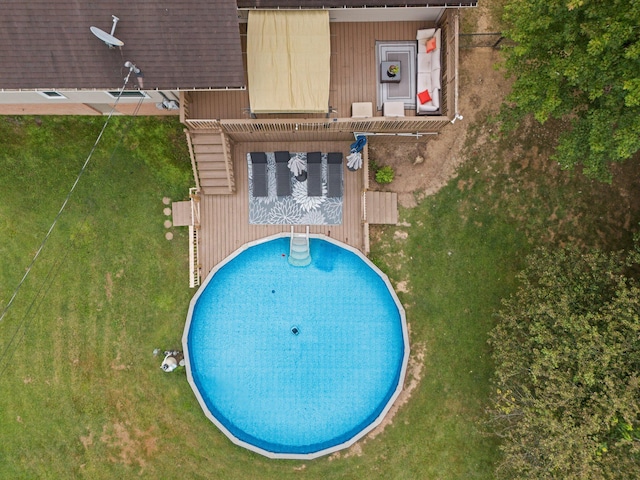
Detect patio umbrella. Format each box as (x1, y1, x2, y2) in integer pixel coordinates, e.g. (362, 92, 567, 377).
(347, 152, 362, 171)
(287, 153, 307, 182)
(288, 153, 306, 177)
(350, 135, 367, 154)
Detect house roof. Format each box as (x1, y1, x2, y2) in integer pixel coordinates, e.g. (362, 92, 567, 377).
(0, 0, 245, 91)
(237, 0, 477, 7)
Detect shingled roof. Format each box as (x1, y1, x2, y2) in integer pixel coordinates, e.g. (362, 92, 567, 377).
(237, 0, 477, 7)
(0, 0, 245, 91)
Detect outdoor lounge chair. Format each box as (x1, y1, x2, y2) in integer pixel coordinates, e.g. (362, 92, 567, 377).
(326, 152, 343, 197)
(250, 152, 268, 197)
(275, 151, 292, 196)
(306, 152, 323, 197)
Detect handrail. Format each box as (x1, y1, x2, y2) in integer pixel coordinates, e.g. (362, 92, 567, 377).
(189, 187, 200, 227)
(184, 129, 201, 192)
(220, 132, 235, 193)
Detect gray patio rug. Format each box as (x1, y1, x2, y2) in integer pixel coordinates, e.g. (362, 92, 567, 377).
(247, 152, 343, 225)
(376, 41, 417, 110)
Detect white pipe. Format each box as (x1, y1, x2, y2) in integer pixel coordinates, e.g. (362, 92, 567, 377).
(110, 15, 120, 36)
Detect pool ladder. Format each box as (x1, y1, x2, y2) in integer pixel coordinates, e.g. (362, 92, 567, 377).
(289, 226, 311, 267)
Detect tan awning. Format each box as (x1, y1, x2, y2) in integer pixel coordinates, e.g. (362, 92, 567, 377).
(247, 10, 330, 114)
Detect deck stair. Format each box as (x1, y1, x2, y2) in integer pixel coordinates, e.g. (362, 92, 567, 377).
(289, 226, 311, 267)
(185, 129, 235, 195)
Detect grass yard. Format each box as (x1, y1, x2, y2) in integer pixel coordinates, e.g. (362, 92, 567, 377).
(1, 111, 638, 479)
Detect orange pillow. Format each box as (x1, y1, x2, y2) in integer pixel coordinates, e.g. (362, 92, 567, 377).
(418, 89, 432, 104)
(426, 37, 437, 53)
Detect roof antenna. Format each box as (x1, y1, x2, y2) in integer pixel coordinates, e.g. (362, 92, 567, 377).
(90, 15, 124, 48)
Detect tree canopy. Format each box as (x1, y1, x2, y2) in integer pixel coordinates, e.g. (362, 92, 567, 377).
(488, 247, 640, 479)
(500, 0, 640, 181)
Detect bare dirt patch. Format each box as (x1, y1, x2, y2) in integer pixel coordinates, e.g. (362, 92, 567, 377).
(110, 351, 129, 371)
(80, 430, 94, 449)
(395, 280, 410, 294)
(100, 422, 158, 469)
(393, 230, 409, 241)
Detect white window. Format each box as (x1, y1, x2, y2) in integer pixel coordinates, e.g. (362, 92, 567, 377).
(38, 91, 66, 99)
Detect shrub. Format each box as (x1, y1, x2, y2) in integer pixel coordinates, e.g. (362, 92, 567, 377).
(375, 165, 395, 184)
(488, 246, 640, 479)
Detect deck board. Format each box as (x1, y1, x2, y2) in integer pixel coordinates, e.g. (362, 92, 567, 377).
(198, 141, 364, 277)
(365, 191, 398, 224)
(172, 201, 193, 227)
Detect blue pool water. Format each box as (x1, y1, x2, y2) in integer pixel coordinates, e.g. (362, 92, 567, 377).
(184, 237, 407, 458)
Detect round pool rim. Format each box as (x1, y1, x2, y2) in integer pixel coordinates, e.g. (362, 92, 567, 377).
(182, 233, 409, 460)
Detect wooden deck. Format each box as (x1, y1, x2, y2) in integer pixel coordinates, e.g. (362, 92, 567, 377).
(197, 141, 364, 277)
(185, 14, 462, 278)
(187, 20, 438, 121)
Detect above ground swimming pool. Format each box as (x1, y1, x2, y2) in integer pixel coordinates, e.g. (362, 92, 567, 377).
(182, 234, 408, 459)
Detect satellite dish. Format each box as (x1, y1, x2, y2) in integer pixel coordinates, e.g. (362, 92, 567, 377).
(90, 15, 124, 48)
(90, 26, 124, 47)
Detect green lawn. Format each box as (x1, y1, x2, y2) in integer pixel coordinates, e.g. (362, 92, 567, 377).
(0, 114, 636, 479)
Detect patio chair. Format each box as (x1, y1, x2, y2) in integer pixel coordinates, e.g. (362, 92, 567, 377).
(275, 151, 292, 196)
(250, 152, 268, 197)
(306, 152, 323, 197)
(327, 152, 343, 197)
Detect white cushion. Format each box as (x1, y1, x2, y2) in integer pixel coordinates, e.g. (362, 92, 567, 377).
(432, 88, 440, 109)
(417, 102, 436, 113)
(417, 53, 432, 74)
(351, 102, 373, 118)
(431, 68, 442, 90)
(431, 51, 441, 71)
(417, 73, 432, 93)
(383, 101, 405, 117)
(416, 28, 436, 40)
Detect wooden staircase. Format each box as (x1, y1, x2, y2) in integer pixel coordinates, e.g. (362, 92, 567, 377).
(185, 129, 235, 195)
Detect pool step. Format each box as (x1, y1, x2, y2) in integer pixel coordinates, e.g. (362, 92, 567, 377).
(289, 226, 311, 267)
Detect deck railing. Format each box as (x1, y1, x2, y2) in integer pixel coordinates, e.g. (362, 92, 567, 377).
(180, 91, 190, 125)
(441, 9, 460, 118)
(184, 116, 451, 137)
(188, 187, 201, 288)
